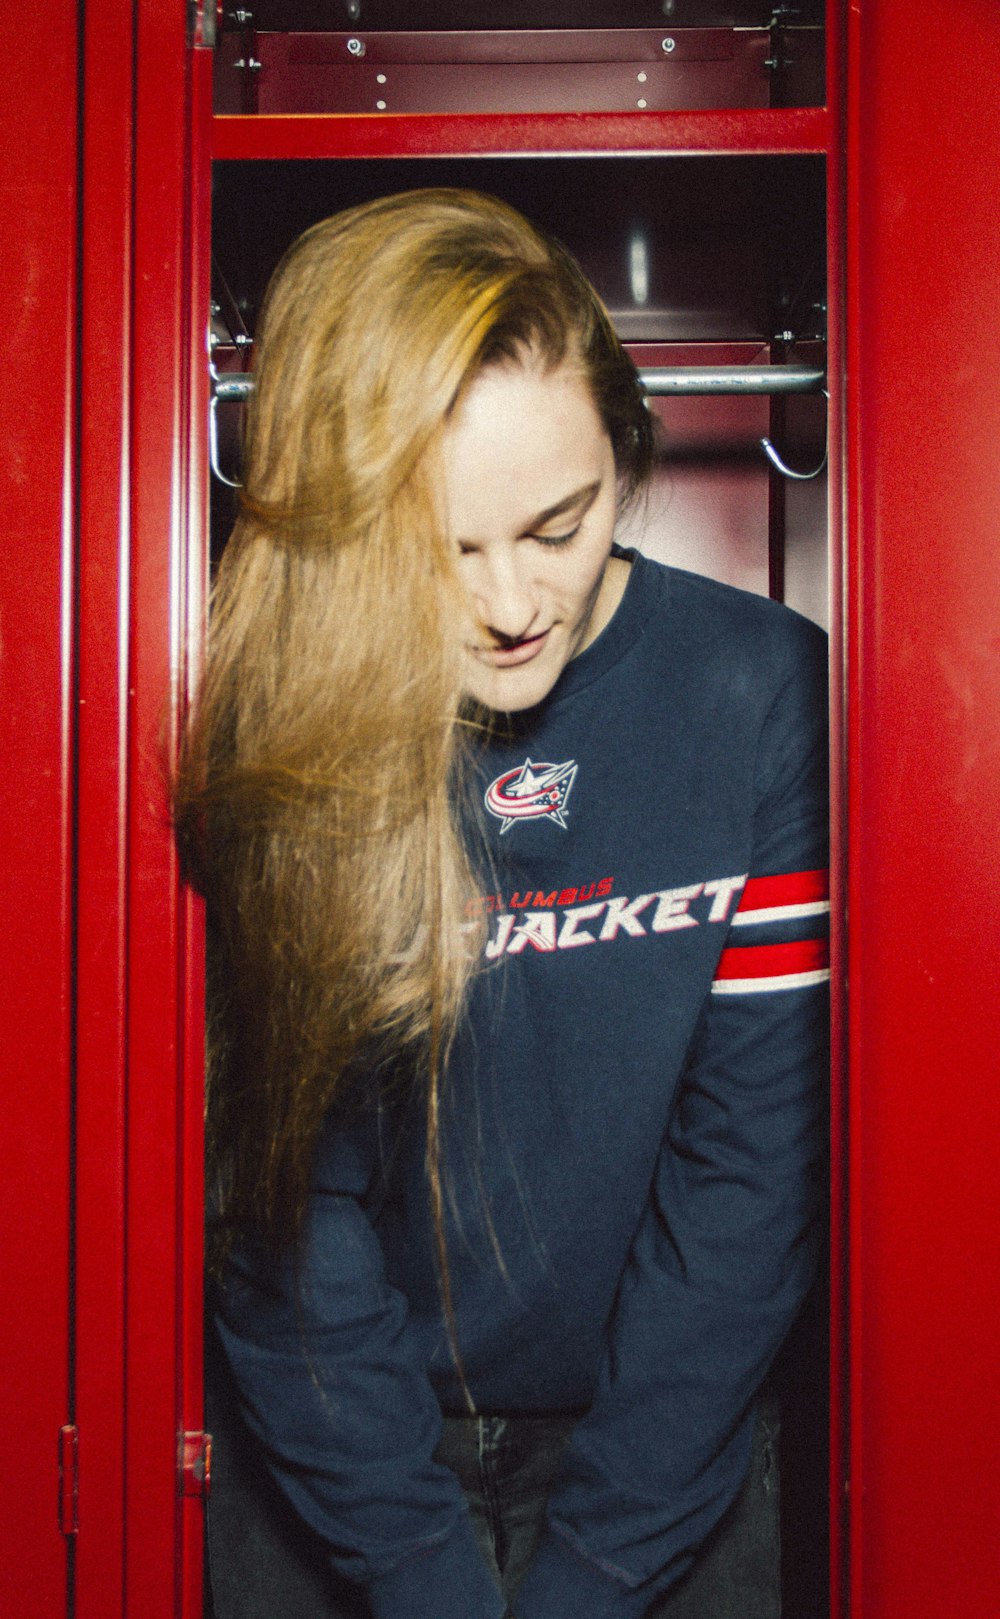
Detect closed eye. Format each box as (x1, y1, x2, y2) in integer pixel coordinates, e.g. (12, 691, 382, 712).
(530, 524, 581, 548)
(454, 479, 602, 556)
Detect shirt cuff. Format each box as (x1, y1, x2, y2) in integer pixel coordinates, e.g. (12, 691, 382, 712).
(514, 1528, 659, 1619)
(366, 1510, 506, 1619)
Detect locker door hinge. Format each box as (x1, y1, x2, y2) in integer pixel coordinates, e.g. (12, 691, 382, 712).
(179, 1430, 213, 1498)
(59, 1425, 79, 1537)
(188, 0, 220, 48)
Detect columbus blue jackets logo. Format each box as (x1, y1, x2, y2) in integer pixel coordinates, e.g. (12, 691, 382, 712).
(484, 758, 578, 835)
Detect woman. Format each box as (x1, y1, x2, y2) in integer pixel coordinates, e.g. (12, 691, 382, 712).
(176, 188, 829, 1619)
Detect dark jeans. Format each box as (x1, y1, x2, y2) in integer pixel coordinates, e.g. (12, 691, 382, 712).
(205, 1374, 781, 1619)
(436, 1406, 781, 1619)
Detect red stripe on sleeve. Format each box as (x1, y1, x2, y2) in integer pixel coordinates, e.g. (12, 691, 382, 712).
(736, 868, 829, 914)
(714, 937, 829, 981)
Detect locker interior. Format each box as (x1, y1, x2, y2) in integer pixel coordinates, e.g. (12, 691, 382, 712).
(208, 5, 831, 1613)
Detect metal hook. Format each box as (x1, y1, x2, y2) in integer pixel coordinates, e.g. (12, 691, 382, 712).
(760, 389, 829, 481)
(209, 362, 244, 489)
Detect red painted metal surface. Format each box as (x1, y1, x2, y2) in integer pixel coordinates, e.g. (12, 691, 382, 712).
(59, 1426, 81, 1538)
(213, 104, 827, 160)
(844, 2, 1000, 1615)
(125, 0, 185, 1604)
(73, 0, 134, 1608)
(178, 43, 214, 1618)
(823, 0, 847, 1613)
(247, 0, 819, 23)
(0, 12, 77, 1616)
(226, 28, 772, 117)
(69, 3, 211, 1615)
(271, 27, 767, 64)
(124, 3, 210, 1614)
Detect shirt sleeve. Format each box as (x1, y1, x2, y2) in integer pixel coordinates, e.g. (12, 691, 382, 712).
(515, 619, 830, 1619)
(212, 1123, 506, 1619)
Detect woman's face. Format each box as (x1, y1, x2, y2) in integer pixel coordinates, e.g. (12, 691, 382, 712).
(441, 355, 623, 713)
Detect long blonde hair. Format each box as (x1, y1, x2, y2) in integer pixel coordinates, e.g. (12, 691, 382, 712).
(175, 189, 652, 1331)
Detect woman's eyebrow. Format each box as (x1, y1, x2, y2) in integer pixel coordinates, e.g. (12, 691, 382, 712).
(526, 479, 602, 529)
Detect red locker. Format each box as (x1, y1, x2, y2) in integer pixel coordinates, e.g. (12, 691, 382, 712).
(0, 13, 77, 1615)
(2, 3, 999, 1616)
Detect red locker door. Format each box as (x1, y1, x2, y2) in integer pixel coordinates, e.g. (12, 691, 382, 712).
(843, 3, 1000, 1615)
(70, 4, 213, 1616)
(0, 4, 211, 1616)
(0, 14, 77, 1614)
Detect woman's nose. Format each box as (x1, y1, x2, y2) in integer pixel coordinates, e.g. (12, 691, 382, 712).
(471, 548, 539, 642)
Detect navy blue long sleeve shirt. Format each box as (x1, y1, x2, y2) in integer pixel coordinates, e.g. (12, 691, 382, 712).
(215, 551, 830, 1619)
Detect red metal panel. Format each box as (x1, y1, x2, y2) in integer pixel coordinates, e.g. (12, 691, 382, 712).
(73, 0, 134, 1609)
(823, 1, 847, 1614)
(213, 104, 828, 160)
(0, 10, 77, 1617)
(178, 44, 214, 1617)
(74, 3, 211, 1613)
(70, 3, 210, 1611)
(282, 28, 764, 64)
(125, 5, 212, 1615)
(845, 3, 1000, 1616)
(122, 0, 187, 1602)
(237, 29, 771, 116)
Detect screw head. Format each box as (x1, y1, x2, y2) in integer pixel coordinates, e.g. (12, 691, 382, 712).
(662, 36, 676, 52)
(347, 36, 365, 56)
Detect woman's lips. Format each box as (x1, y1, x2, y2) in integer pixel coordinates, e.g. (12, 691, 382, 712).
(470, 629, 551, 668)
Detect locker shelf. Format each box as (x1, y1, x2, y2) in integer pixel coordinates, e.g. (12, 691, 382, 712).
(213, 105, 829, 161)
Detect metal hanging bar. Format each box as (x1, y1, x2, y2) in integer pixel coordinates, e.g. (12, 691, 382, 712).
(207, 364, 827, 486)
(212, 371, 254, 403)
(640, 365, 824, 396)
(209, 364, 825, 406)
